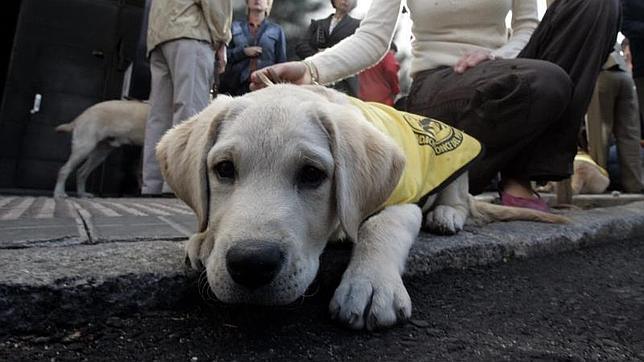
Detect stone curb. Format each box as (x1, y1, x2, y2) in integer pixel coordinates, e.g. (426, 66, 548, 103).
(1, 201, 643, 333)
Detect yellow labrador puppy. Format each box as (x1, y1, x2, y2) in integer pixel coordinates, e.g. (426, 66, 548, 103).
(537, 152, 610, 195)
(54, 100, 149, 198)
(157, 85, 566, 330)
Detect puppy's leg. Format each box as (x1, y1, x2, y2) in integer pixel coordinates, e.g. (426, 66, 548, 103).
(54, 143, 95, 198)
(424, 173, 469, 235)
(76, 143, 113, 198)
(330, 203, 421, 330)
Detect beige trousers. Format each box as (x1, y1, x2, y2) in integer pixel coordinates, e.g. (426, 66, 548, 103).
(141, 39, 214, 195)
(586, 69, 643, 192)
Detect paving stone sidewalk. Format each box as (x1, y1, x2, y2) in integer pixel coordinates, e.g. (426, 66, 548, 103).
(0, 196, 196, 248)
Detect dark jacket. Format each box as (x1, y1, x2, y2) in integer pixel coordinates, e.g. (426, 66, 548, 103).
(296, 14, 361, 96)
(296, 14, 361, 59)
(622, 0, 644, 77)
(224, 19, 287, 94)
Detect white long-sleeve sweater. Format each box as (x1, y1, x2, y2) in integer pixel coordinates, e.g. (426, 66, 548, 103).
(308, 0, 539, 84)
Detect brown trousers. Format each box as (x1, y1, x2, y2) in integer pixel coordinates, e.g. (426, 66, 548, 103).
(406, 0, 621, 194)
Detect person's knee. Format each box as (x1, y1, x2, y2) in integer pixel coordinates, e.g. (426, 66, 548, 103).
(530, 61, 573, 116)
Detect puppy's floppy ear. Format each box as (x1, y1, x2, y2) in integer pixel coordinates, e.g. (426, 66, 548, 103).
(156, 95, 233, 233)
(316, 105, 405, 242)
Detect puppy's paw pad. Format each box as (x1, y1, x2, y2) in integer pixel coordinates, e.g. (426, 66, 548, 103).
(425, 205, 466, 235)
(330, 272, 411, 331)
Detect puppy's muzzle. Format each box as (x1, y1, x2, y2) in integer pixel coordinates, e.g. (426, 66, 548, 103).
(225, 240, 285, 289)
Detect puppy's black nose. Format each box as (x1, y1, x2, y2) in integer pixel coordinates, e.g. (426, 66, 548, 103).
(226, 240, 285, 289)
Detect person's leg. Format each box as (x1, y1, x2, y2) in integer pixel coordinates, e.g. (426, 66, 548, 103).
(586, 70, 615, 169)
(160, 39, 214, 194)
(141, 47, 173, 195)
(407, 59, 572, 194)
(517, 0, 621, 181)
(634, 77, 644, 137)
(165, 39, 215, 126)
(613, 72, 644, 192)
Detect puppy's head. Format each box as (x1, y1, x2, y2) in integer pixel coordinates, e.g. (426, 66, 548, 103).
(157, 85, 404, 305)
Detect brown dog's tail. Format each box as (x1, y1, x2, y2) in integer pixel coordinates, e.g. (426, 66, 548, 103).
(469, 196, 569, 224)
(55, 122, 75, 133)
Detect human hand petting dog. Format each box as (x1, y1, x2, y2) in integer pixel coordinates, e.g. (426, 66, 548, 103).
(249, 61, 312, 90)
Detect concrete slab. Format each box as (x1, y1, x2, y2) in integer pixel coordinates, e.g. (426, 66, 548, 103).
(0, 240, 189, 332)
(406, 201, 644, 276)
(0, 217, 82, 248)
(91, 215, 194, 242)
(475, 192, 644, 209)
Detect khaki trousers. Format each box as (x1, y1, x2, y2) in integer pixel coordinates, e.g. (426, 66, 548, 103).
(586, 69, 643, 192)
(141, 39, 214, 195)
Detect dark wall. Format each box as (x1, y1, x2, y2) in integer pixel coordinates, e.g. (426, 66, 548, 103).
(0, 0, 146, 195)
(0, 1, 22, 103)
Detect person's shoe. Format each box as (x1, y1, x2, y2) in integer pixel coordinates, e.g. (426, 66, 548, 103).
(499, 191, 550, 212)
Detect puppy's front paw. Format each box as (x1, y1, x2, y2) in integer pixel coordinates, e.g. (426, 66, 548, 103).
(329, 267, 411, 330)
(184, 232, 211, 271)
(425, 205, 466, 235)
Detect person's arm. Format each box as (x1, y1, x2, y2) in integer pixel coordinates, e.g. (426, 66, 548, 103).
(250, 0, 402, 89)
(199, 0, 232, 73)
(226, 24, 247, 65)
(307, 0, 404, 85)
(201, 0, 233, 46)
(295, 20, 320, 60)
(490, 0, 539, 59)
(275, 28, 288, 64)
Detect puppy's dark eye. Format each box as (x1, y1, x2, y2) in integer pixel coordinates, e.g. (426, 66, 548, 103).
(297, 165, 326, 188)
(215, 161, 235, 181)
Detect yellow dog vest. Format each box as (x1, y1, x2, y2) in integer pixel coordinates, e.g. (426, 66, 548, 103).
(348, 98, 483, 207)
(574, 152, 608, 177)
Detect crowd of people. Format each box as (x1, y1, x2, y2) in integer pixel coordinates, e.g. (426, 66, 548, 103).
(141, 0, 643, 209)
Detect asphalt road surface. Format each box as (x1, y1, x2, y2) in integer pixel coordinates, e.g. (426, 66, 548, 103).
(2, 238, 643, 361)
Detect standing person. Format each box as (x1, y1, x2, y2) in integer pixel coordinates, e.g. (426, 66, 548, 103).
(358, 42, 400, 106)
(219, 0, 286, 96)
(295, 0, 360, 96)
(141, 0, 232, 196)
(586, 45, 643, 193)
(621, 0, 644, 138)
(251, 0, 620, 212)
